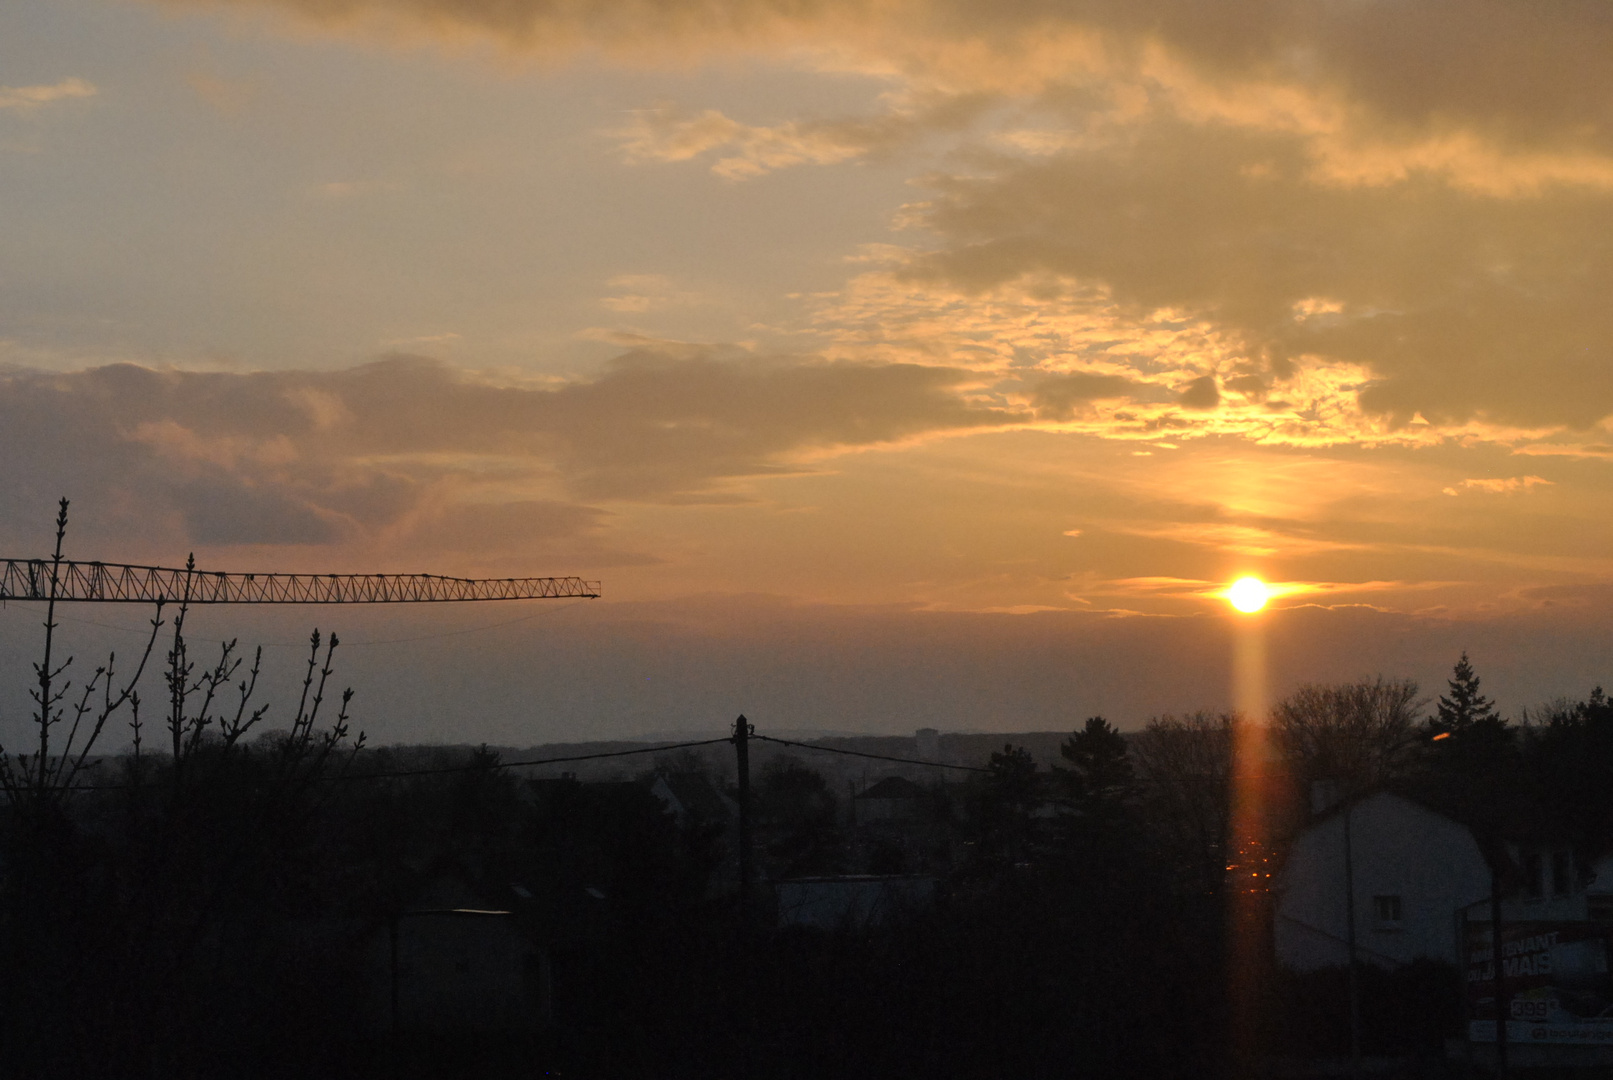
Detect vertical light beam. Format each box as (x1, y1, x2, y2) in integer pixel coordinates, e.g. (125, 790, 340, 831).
(1227, 591, 1270, 1067)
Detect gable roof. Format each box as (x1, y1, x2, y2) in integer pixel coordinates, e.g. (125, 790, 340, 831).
(389, 854, 534, 921)
(651, 772, 734, 821)
(1306, 788, 1453, 829)
(856, 776, 927, 801)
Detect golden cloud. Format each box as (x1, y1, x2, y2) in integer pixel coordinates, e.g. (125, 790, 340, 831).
(156, 0, 1613, 154)
(613, 90, 990, 177)
(615, 104, 870, 179)
(0, 77, 97, 112)
(1442, 476, 1555, 496)
(598, 274, 705, 313)
(148, 0, 1613, 445)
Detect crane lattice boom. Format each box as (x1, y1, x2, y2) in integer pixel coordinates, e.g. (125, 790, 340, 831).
(0, 559, 600, 605)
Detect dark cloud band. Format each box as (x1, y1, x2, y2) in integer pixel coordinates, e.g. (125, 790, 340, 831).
(0, 352, 1014, 557)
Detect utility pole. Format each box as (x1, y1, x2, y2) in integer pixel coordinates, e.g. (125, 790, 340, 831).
(733, 714, 753, 911)
(1344, 804, 1361, 1080)
(730, 713, 756, 1079)
(1489, 854, 1509, 1077)
(389, 915, 400, 1035)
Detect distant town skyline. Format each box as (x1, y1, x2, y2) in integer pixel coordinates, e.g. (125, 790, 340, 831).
(4, 1, 1613, 745)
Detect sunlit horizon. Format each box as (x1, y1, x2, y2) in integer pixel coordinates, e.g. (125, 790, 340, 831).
(4, 0, 1613, 742)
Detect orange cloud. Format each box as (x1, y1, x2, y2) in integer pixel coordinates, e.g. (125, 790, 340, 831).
(615, 105, 871, 179)
(148, 1, 1613, 444)
(0, 77, 96, 112)
(1442, 476, 1555, 496)
(598, 274, 705, 313)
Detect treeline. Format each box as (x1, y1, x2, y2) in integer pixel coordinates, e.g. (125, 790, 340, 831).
(2, 545, 1608, 1078)
(0, 714, 1229, 1077)
(0, 592, 1235, 1078)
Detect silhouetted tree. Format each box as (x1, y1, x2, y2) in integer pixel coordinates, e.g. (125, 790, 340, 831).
(0, 502, 365, 1078)
(1273, 677, 1424, 797)
(965, 744, 1042, 869)
(755, 756, 843, 877)
(1516, 688, 1613, 865)
(1433, 651, 1497, 734)
(1058, 715, 1133, 800)
(0, 499, 164, 822)
(1130, 711, 1237, 896)
(1410, 654, 1515, 822)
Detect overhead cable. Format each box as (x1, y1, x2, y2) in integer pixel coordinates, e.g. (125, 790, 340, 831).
(753, 733, 991, 773)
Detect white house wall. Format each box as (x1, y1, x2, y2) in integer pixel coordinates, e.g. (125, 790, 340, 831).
(1275, 792, 1491, 972)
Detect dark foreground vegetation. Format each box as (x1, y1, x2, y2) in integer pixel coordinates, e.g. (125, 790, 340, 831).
(0, 711, 1232, 1078)
(5, 516, 1613, 1078)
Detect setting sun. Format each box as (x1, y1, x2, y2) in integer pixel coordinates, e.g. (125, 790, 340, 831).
(1228, 577, 1270, 613)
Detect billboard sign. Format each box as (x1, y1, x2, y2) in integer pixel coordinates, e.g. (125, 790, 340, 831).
(1466, 922, 1613, 1044)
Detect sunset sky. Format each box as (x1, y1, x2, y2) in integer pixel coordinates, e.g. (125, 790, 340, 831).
(4, 0, 1613, 745)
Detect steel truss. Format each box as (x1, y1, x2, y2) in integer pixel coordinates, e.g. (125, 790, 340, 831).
(0, 559, 600, 604)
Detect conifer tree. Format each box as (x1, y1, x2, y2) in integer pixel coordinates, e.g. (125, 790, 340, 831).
(1060, 716, 1133, 796)
(1436, 651, 1495, 732)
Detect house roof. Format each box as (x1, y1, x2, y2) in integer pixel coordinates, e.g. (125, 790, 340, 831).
(652, 771, 733, 821)
(392, 855, 535, 924)
(1305, 788, 1452, 828)
(856, 776, 927, 801)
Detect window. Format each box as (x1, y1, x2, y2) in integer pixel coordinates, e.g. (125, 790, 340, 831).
(1372, 894, 1403, 927)
(1552, 849, 1575, 896)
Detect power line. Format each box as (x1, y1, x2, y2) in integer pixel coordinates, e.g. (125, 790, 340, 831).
(333, 736, 735, 781)
(42, 727, 1309, 793)
(753, 733, 991, 773)
(752, 734, 1308, 784)
(60, 735, 736, 791)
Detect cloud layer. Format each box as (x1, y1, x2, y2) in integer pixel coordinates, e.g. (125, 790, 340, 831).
(0, 351, 1012, 562)
(0, 77, 95, 112)
(150, 0, 1613, 439)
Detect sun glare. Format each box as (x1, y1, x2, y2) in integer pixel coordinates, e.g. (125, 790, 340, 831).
(1227, 576, 1270, 613)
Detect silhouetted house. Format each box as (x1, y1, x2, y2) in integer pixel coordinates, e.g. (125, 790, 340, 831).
(853, 776, 928, 823)
(1491, 842, 1613, 924)
(650, 771, 736, 828)
(1275, 791, 1492, 971)
(775, 875, 936, 930)
(1589, 854, 1613, 922)
(363, 867, 545, 1034)
(1276, 788, 1613, 975)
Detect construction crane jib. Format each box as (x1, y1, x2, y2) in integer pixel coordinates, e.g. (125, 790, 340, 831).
(0, 559, 600, 605)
